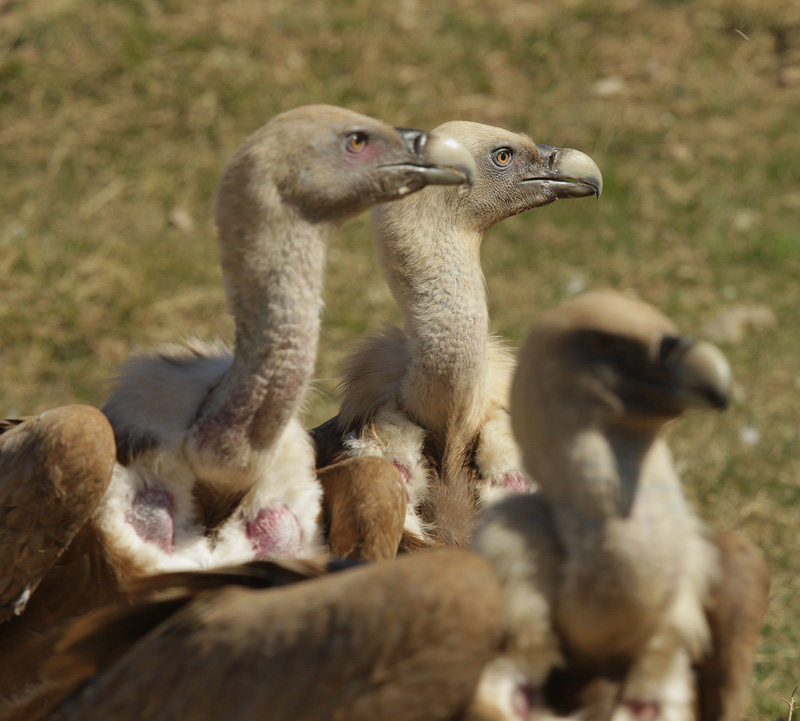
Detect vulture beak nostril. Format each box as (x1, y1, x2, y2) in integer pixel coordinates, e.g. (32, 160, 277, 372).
(395, 127, 427, 157)
(540, 147, 603, 199)
(388, 129, 474, 186)
(535, 144, 559, 170)
(658, 335, 686, 365)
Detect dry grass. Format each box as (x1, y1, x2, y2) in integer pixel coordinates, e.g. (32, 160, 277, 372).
(1, 0, 798, 715)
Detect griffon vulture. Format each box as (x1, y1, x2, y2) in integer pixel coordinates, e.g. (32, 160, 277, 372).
(313, 121, 602, 549)
(98, 105, 474, 578)
(473, 290, 767, 721)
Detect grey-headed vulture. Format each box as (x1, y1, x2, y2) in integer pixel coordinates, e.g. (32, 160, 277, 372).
(96, 105, 474, 579)
(313, 121, 602, 550)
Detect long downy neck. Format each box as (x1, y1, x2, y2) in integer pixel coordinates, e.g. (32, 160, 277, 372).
(536, 424, 664, 547)
(375, 197, 489, 438)
(189, 187, 333, 483)
(375, 196, 489, 547)
(538, 424, 688, 660)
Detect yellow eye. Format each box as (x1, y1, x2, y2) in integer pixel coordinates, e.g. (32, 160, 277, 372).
(346, 132, 368, 153)
(492, 148, 513, 167)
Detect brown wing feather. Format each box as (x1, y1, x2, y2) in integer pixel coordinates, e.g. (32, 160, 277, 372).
(0, 417, 32, 436)
(0, 520, 126, 703)
(417, 429, 482, 549)
(695, 530, 769, 721)
(41, 556, 334, 692)
(318, 456, 406, 561)
(0, 406, 116, 624)
(45, 550, 504, 721)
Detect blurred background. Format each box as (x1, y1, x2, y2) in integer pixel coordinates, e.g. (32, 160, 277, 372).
(1, 0, 798, 715)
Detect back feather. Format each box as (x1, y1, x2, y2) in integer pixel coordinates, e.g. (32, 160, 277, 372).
(103, 339, 232, 465)
(337, 326, 516, 433)
(43, 557, 342, 686)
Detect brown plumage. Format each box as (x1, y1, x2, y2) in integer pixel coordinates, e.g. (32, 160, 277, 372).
(0, 406, 120, 714)
(0, 406, 115, 624)
(696, 531, 769, 721)
(32, 550, 504, 721)
(318, 457, 407, 561)
(313, 121, 603, 551)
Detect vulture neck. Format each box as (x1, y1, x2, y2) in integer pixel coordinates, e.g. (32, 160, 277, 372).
(528, 418, 670, 532)
(376, 199, 489, 437)
(535, 423, 685, 658)
(189, 178, 334, 484)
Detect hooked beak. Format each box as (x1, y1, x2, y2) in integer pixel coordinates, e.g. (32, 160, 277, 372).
(657, 336, 732, 411)
(524, 145, 603, 199)
(389, 128, 476, 187)
(624, 336, 732, 417)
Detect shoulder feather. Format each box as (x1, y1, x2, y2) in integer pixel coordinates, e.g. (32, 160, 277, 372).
(103, 339, 232, 465)
(484, 335, 517, 414)
(336, 324, 411, 432)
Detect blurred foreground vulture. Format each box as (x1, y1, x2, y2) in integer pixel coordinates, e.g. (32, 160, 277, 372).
(0, 106, 475, 711)
(96, 104, 474, 576)
(473, 291, 768, 721)
(313, 121, 603, 549)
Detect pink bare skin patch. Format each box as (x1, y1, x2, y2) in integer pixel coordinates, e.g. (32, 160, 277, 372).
(391, 461, 411, 484)
(501, 472, 530, 494)
(624, 700, 660, 721)
(511, 684, 535, 720)
(126, 487, 175, 554)
(246, 506, 303, 559)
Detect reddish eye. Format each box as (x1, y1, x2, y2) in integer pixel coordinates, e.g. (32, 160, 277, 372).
(492, 148, 513, 167)
(346, 132, 368, 153)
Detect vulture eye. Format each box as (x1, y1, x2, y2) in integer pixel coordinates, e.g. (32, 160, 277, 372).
(346, 132, 368, 154)
(586, 332, 619, 357)
(492, 148, 514, 167)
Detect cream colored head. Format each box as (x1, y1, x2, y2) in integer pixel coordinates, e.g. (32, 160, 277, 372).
(373, 119, 602, 242)
(511, 290, 732, 483)
(215, 105, 475, 231)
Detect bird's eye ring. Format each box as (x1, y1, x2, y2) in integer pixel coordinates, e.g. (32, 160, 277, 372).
(346, 132, 368, 153)
(492, 148, 513, 167)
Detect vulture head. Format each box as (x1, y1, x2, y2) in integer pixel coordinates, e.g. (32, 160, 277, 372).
(372, 120, 602, 240)
(512, 290, 732, 486)
(215, 105, 476, 232)
(435, 120, 602, 231)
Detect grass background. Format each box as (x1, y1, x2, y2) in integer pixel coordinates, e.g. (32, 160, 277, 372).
(1, 0, 798, 716)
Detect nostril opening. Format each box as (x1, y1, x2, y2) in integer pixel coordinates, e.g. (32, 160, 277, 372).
(659, 335, 685, 363)
(395, 127, 426, 155)
(537, 144, 558, 170)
